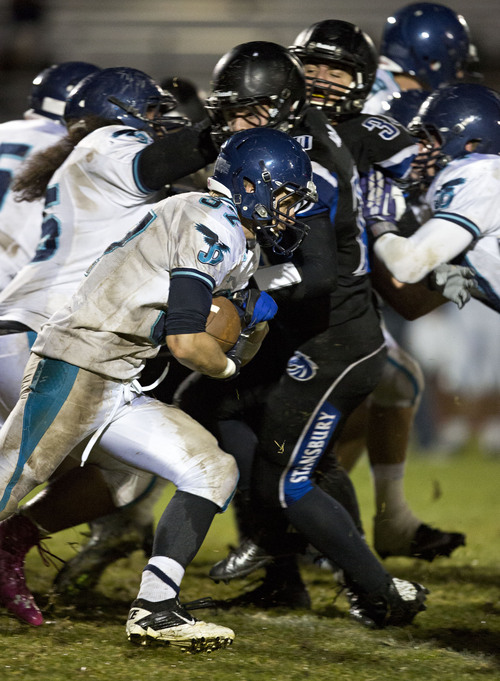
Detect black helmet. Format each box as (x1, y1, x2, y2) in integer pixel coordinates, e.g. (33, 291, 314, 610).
(290, 20, 377, 118)
(205, 41, 306, 146)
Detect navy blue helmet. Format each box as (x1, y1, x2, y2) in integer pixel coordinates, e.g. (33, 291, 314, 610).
(382, 89, 429, 127)
(29, 61, 100, 121)
(208, 128, 317, 255)
(408, 83, 500, 182)
(64, 67, 185, 138)
(205, 42, 306, 147)
(290, 20, 378, 118)
(380, 3, 471, 90)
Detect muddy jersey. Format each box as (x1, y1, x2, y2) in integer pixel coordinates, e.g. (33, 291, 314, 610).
(33, 191, 257, 381)
(0, 124, 163, 332)
(0, 115, 66, 289)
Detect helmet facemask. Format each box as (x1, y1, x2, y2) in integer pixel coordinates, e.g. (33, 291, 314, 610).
(208, 128, 317, 256)
(237, 172, 317, 255)
(290, 21, 377, 119)
(206, 92, 301, 147)
(407, 123, 448, 187)
(302, 60, 364, 118)
(106, 91, 189, 138)
(206, 41, 307, 148)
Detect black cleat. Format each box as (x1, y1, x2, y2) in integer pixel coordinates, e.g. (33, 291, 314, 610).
(209, 539, 273, 582)
(214, 577, 311, 610)
(375, 523, 466, 561)
(348, 577, 428, 629)
(408, 524, 466, 561)
(54, 515, 154, 595)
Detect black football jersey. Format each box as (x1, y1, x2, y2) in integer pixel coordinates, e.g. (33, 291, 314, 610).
(335, 113, 417, 179)
(293, 106, 374, 327)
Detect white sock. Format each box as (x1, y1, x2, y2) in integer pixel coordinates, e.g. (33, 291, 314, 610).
(137, 556, 185, 603)
(371, 463, 420, 527)
(371, 463, 420, 553)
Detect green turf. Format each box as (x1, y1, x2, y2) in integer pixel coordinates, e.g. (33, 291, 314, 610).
(1, 444, 499, 681)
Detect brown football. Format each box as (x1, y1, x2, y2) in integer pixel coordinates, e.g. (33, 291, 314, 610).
(205, 296, 242, 352)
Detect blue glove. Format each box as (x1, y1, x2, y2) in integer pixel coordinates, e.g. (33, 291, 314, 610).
(230, 289, 278, 329)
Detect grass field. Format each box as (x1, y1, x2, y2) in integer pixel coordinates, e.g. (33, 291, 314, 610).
(0, 442, 499, 681)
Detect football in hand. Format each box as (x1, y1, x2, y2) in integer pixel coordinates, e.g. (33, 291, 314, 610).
(205, 296, 242, 352)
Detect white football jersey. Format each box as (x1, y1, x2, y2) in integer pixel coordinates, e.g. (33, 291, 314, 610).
(0, 115, 66, 289)
(362, 68, 400, 115)
(426, 153, 500, 311)
(34, 191, 257, 381)
(0, 124, 162, 332)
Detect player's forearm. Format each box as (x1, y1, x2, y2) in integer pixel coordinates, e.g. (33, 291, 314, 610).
(372, 256, 447, 320)
(374, 233, 434, 283)
(166, 331, 230, 377)
(374, 217, 473, 283)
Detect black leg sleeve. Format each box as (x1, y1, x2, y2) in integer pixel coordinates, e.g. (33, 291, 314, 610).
(152, 490, 218, 567)
(315, 449, 364, 534)
(285, 486, 391, 594)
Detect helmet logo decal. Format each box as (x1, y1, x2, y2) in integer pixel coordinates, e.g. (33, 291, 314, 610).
(287, 351, 318, 381)
(195, 223, 230, 265)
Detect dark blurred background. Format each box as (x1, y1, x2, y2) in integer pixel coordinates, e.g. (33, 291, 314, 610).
(1, 0, 499, 121)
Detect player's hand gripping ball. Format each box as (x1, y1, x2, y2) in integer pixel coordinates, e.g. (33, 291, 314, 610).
(205, 296, 242, 352)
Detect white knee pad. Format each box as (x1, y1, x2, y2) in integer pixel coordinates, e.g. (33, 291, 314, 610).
(176, 448, 239, 512)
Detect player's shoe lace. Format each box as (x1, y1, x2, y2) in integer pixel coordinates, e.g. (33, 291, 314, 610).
(126, 597, 234, 652)
(0, 514, 46, 626)
(209, 538, 273, 582)
(347, 577, 428, 628)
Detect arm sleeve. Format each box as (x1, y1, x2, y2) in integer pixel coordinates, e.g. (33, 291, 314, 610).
(136, 121, 217, 190)
(164, 274, 213, 335)
(374, 216, 473, 283)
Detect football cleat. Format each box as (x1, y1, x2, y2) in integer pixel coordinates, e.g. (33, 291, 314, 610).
(408, 524, 466, 561)
(126, 597, 235, 652)
(214, 576, 311, 610)
(209, 538, 273, 583)
(0, 514, 44, 626)
(375, 523, 466, 562)
(54, 513, 154, 595)
(348, 577, 428, 629)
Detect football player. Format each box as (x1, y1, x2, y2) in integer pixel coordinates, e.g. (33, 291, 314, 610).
(288, 19, 466, 560)
(177, 41, 429, 628)
(0, 61, 100, 292)
(363, 2, 473, 115)
(0, 65, 219, 629)
(0, 65, 219, 426)
(374, 84, 500, 322)
(0, 127, 315, 648)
